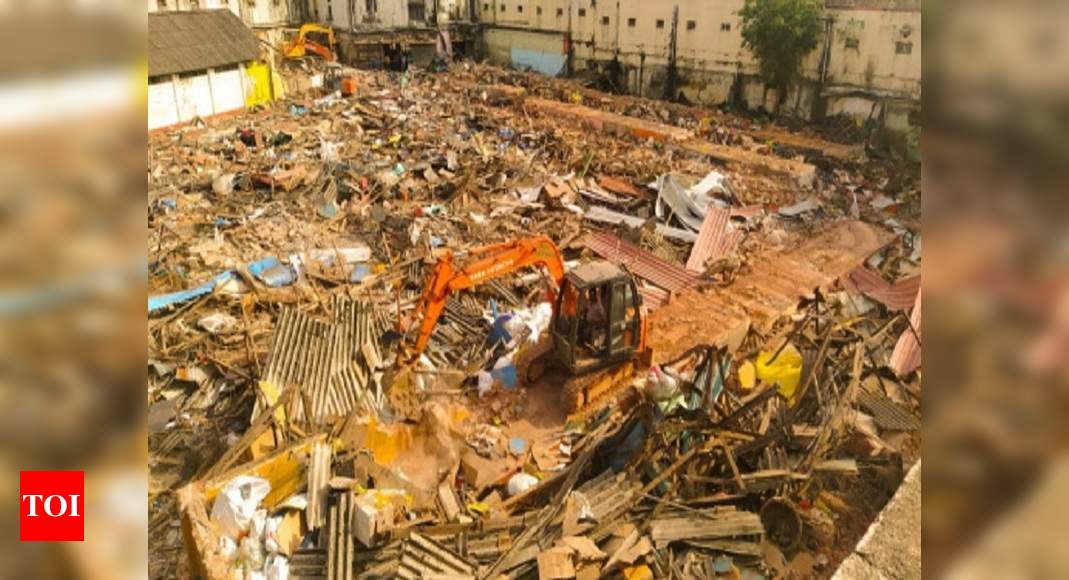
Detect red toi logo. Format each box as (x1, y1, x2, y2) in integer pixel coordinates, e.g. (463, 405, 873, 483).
(19, 471, 84, 542)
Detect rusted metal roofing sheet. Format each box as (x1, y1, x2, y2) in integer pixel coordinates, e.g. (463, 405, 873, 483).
(649, 220, 895, 363)
(686, 207, 744, 272)
(890, 288, 921, 377)
(638, 285, 670, 311)
(583, 231, 700, 295)
(845, 267, 921, 311)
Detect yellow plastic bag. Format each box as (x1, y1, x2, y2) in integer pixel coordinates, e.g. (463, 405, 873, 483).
(624, 565, 653, 580)
(738, 361, 756, 390)
(755, 343, 803, 404)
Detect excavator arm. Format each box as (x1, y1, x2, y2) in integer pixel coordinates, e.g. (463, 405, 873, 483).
(407, 235, 565, 358)
(283, 24, 336, 61)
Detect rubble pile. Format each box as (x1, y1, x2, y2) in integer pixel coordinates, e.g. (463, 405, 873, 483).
(149, 61, 920, 579)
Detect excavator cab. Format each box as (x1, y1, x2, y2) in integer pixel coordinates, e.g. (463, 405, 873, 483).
(551, 261, 645, 375)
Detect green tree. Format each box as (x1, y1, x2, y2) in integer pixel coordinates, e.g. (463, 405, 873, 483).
(738, 0, 824, 107)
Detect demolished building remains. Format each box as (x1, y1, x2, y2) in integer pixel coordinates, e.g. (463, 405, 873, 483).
(149, 57, 921, 579)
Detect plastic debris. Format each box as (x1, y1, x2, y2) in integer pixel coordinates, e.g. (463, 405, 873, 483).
(210, 475, 271, 540)
(507, 472, 539, 496)
(755, 344, 804, 403)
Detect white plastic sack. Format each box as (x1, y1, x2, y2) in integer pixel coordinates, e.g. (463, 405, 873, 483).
(264, 515, 282, 554)
(644, 366, 679, 401)
(504, 302, 554, 346)
(210, 476, 271, 539)
(249, 509, 268, 540)
(476, 370, 494, 398)
(199, 312, 237, 334)
(264, 555, 290, 580)
(218, 536, 237, 561)
(320, 140, 340, 161)
(239, 535, 266, 574)
(507, 472, 539, 497)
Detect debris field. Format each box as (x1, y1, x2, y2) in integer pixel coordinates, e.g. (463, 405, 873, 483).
(148, 61, 921, 580)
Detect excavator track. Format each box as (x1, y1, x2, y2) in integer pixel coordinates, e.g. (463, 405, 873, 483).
(561, 360, 641, 421)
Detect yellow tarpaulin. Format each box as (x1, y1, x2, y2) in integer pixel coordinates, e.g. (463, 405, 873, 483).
(244, 61, 284, 107)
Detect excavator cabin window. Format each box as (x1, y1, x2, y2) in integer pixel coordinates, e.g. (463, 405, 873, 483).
(577, 287, 608, 360)
(610, 281, 637, 354)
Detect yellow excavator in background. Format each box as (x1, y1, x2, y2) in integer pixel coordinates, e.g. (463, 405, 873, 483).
(282, 24, 336, 61)
(402, 235, 652, 416)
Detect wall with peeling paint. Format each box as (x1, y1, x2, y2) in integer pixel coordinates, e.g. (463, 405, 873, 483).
(481, 0, 919, 129)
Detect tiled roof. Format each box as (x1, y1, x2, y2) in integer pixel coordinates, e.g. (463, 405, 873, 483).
(148, 9, 260, 77)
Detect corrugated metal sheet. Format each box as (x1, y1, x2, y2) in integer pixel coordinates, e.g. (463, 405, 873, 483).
(262, 296, 385, 424)
(148, 10, 260, 77)
(583, 231, 700, 295)
(307, 441, 332, 531)
(890, 288, 921, 377)
(326, 490, 355, 580)
(686, 207, 744, 272)
(583, 205, 697, 243)
(858, 392, 919, 431)
(649, 220, 895, 363)
(638, 285, 669, 311)
(290, 549, 327, 579)
(845, 267, 921, 311)
(397, 533, 476, 580)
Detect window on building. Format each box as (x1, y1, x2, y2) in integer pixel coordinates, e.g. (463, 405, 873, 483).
(189, 0, 199, 8)
(896, 41, 913, 54)
(627, 17, 635, 27)
(366, 0, 377, 15)
(157, 0, 167, 8)
(556, 7, 563, 16)
(408, 1, 425, 20)
(720, 22, 730, 31)
(537, 6, 542, 14)
(578, 8, 586, 17)
(601, 16, 609, 25)
(686, 20, 695, 30)
(655, 18, 664, 29)
(517, 4, 523, 12)
(845, 37, 860, 49)
(500, 3, 505, 11)
(483, 2, 488, 10)
(327, 1, 333, 20)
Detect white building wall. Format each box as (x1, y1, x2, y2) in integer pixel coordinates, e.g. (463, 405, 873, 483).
(148, 0, 291, 27)
(174, 73, 214, 120)
(148, 80, 180, 130)
(209, 66, 246, 112)
(148, 66, 248, 131)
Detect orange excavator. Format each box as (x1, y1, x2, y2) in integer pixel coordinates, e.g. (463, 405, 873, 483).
(282, 24, 336, 61)
(403, 235, 652, 415)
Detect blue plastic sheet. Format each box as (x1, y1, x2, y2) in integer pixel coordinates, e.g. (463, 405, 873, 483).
(147, 270, 236, 313)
